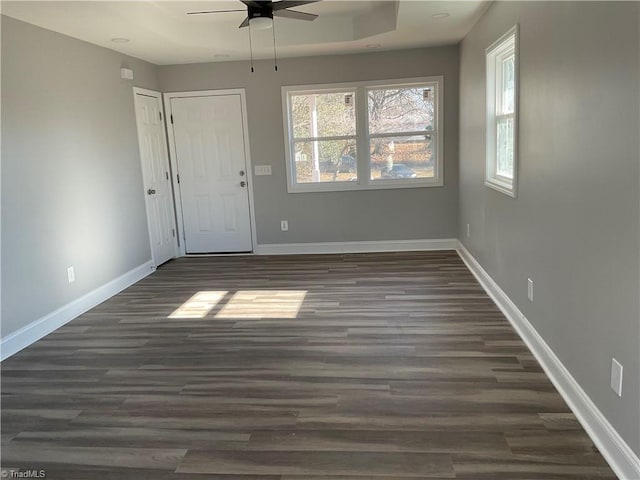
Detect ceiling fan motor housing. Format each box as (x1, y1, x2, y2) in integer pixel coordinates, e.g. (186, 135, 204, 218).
(248, 5, 274, 21)
(186, 1, 319, 30)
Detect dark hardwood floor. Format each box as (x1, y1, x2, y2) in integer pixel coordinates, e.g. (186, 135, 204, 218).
(1, 251, 616, 479)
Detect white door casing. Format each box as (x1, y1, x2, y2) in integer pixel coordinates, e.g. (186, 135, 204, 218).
(133, 88, 177, 267)
(166, 91, 255, 254)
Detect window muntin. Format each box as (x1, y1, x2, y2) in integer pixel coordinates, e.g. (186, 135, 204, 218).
(486, 26, 518, 196)
(283, 77, 443, 193)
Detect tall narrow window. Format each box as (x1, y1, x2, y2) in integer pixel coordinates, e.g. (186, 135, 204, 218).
(486, 25, 518, 197)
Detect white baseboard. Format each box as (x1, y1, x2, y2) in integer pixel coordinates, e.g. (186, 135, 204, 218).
(1, 261, 155, 361)
(456, 241, 640, 480)
(255, 238, 458, 255)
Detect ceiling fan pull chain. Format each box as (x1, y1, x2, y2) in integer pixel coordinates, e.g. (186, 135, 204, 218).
(272, 19, 278, 72)
(248, 24, 255, 73)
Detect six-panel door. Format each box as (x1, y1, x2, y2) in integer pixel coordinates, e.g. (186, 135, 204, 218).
(170, 94, 253, 253)
(134, 91, 176, 266)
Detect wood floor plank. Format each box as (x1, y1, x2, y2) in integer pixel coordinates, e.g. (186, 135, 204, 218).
(0, 464, 274, 480)
(246, 429, 510, 455)
(176, 450, 454, 477)
(0, 251, 615, 478)
(1, 442, 187, 470)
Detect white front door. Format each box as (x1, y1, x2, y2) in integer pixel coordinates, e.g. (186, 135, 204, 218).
(133, 89, 176, 267)
(169, 94, 253, 253)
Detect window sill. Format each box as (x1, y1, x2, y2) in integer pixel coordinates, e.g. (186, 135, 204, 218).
(287, 178, 444, 194)
(485, 178, 516, 198)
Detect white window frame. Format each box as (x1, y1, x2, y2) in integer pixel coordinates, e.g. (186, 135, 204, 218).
(485, 25, 519, 197)
(282, 76, 444, 193)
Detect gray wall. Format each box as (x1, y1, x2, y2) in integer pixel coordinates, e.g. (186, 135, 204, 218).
(159, 47, 459, 245)
(1, 16, 159, 337)
(458, 1, 640, 455)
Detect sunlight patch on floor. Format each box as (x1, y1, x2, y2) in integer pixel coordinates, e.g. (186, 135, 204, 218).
(169, 291, 228, 319)
(215, 290, 307, 319)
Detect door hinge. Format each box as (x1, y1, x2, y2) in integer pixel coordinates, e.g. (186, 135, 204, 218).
(170, 114, 174, 124)
(165, 171, 169, 180)
(159, 111, 162, 121)
(177, 174, 180, 184)
(172, 229, 175, 237)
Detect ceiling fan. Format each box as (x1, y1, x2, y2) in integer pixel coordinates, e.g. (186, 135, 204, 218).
(188, 1, 320, 30)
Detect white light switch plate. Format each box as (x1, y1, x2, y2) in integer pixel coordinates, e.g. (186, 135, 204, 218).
(255, 165, 272, 176)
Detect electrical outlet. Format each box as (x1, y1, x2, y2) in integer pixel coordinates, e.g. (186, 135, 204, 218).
(67, 266, 75, 284)
(527, 278, 533, 301)
(280, 220, 289, 231)
(611, 358, 623, 397)
(466, 223, 470, 238)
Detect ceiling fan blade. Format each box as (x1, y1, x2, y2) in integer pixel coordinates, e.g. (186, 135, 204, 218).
(240, 1, 270, 8)
(273, 9, 318, 21)
(271, 1, 319, 11)
(187, 9, 245, 15)
(238, 16, 250, 28)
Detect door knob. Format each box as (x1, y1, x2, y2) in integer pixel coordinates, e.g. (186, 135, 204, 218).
(147, 188, 156, 195)
(240, 181, 246, 187)
(239, 170, 245, 177)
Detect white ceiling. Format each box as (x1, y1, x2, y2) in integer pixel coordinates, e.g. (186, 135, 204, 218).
(1, 1, 491, 65)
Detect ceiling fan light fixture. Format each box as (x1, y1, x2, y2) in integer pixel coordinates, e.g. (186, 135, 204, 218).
(250, 16, 273, 30)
